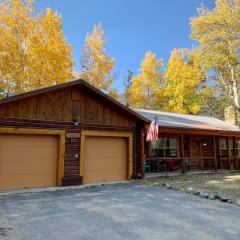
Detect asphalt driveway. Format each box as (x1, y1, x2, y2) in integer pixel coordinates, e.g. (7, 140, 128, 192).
(0, 183, 240, 240)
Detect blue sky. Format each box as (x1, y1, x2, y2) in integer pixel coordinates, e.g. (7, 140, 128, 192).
(35, 0, 215, 93)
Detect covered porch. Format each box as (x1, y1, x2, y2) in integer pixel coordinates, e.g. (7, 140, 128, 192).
(144, 130, 240, 176)
(135, 109, 240, 177)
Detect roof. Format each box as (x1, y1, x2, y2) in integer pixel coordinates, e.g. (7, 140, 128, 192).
(0, 79, 150, 123)
(135, 109, 240, 132)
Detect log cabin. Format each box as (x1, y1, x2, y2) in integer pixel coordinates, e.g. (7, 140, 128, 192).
(0, 79, 239, 191)
(0, 79, 149, 190)
(136, 109, 240, 175)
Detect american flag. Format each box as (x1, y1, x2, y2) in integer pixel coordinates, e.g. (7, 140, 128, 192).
(146, 117, 159, 142)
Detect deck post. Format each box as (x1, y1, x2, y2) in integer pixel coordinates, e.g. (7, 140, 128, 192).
(200, 140, 204, 170)
(233, 136, 236, 170)
(227, 136, 231, 170)
(213, 136, 217, 171)
(180, 133, 185, 174)
(140, 127, 145, 177)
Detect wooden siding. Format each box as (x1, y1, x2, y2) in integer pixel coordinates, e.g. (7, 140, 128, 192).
(0, 85, 136, 126)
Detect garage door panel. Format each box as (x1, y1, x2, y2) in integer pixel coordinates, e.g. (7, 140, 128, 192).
(0, 148, 57, 162)
(0, 173, 57, 191)
(85, 157, 126, 170)
(0, 134, 58, 190)
(0, 158, 57, 175)
(0, 135, 57, 147)
(86, 140, 126, 157)
(84, 136, 128, 184)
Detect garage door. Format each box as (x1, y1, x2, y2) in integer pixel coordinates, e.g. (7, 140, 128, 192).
(0, 134, 59, 190)
(84, 136, 128, 184)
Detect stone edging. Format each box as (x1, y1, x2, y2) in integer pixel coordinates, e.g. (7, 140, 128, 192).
(150, 182, 240, 207)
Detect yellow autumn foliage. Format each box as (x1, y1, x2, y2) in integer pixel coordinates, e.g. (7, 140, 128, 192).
(81, 23, 116, 94)
(163, 48, 210, 114)
(191, 0, 240, 111)
(0, 0, 74, 95)
(130, 51, 163, 109)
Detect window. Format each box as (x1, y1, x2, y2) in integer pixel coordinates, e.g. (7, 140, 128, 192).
(219, 139, 227, 157)
(219, 138, 235, 157)
(151, 138, 178, 157)
(235, 140, 240, 156)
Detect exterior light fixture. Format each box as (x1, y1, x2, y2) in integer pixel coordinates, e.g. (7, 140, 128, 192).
(71, 107, 80, 125)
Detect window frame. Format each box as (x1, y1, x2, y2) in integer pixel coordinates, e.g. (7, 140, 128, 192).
(151, 137, 179, 158)
(219, 138, 228, 157)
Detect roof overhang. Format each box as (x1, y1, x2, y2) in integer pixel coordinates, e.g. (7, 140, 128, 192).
(156, 125, 240, 137)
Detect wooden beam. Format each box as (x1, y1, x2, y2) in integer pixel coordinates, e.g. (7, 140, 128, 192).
(233, 136, 236, 170)
(0, 127, 64, 135)
(180, 134, 185, 174)
(147, 142, 151, 157)
(58, 134, 66, 186)
(140, 128, 145, 177)
(213, 136, 217, 171)
(227, 136, 232, 170)
(199, 140, 204, 170)
(158, 127, 240, 137)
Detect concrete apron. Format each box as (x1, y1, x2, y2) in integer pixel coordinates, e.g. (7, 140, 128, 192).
(0, 180, 130, 197)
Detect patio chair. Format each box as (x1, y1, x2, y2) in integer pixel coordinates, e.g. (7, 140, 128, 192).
(144, 161, 151, 173)
(167, 160, 179, 172)
(185, 159, 191, 171)
(159, 160, 167, 173)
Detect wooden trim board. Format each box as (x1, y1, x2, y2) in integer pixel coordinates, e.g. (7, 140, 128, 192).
(80, 130, 133, 181)
(0, 127, 65, 186)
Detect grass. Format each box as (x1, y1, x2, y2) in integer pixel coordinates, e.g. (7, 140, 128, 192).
(136, 171, 240, 201)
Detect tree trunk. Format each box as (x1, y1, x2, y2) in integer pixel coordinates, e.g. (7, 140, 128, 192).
(230, 65, 239, 125)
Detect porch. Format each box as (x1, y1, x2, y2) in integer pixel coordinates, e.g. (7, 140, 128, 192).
(144, 133, 240, 176)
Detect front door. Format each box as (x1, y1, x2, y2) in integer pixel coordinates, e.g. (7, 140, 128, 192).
(191, 139, 201, 170)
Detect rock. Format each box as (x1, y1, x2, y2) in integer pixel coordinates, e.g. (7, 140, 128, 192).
(166, 184, 172, 189)
(220, 197, 229, 202)
(203, 193, 209, 198)
(187, 187, 194, 193)
(227, 199, 234, 204)
(162, 183, 167, 187)
(198, 192, 208, 198)
(152, 182, 160, 186)
(208, 195, 215, 200)
(193, 190, 200, 196)
(235, 199, 240, 206)
(208, 194, 218, 200)
(199, 192, 204, 198)
(214, 194, 220, 200)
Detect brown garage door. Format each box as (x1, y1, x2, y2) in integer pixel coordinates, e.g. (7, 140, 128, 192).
(0, 134, 59, 190)
(84, 136, 128, 184)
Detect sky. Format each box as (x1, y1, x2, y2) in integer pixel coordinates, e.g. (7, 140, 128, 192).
(35, 0, 215, 93)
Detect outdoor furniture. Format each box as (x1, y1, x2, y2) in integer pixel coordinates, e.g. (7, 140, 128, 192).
(159, 160, 167, 173)
(144, 161, 151, 173)
(145, 157, 182, 173)
(167, 159, 180, 172)
(185, 159, 191, 171)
